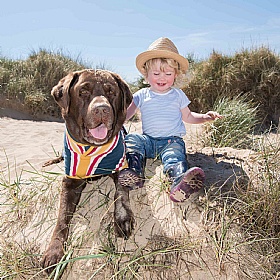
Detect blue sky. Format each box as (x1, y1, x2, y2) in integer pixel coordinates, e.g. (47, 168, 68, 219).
(1, 0, 280, 82)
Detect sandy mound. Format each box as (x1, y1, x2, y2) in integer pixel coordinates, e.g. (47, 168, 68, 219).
(0, 110, 261, 279)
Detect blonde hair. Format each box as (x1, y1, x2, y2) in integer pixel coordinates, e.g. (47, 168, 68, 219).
(142, 58, 185, 84)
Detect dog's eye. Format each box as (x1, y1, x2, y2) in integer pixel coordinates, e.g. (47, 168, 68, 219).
(109, 89, 115, 95)
(79, 88, 90, 96)
(103, 83, 116, 96)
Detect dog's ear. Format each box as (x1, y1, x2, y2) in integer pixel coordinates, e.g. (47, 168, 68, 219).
(51, 72, 79, 115)
(112, 73, 133, 111)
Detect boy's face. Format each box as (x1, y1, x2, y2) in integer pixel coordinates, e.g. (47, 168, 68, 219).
(146, 60, 177, 93)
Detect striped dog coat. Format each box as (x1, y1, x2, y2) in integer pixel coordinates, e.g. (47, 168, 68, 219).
(64, 129, 128, 179)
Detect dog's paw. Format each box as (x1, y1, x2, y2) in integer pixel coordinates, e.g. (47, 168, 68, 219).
(41, 239, 65, 275)
(114, 208, 135, 239)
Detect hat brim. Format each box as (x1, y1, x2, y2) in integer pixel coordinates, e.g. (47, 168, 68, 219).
(136, 50, 189, 75)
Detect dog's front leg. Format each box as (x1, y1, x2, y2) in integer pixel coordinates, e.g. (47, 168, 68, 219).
(41, 177, 86, 275)
(113, 178, 135, 239)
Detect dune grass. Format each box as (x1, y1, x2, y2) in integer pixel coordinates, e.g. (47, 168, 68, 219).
(1, 46, 280, 127)
(0, 49, 87, 118)
(203, 95, 258, 148)
(182, 47, 280, 130)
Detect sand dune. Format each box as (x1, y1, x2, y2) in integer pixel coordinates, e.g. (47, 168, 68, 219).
(0, 109, 257, 279)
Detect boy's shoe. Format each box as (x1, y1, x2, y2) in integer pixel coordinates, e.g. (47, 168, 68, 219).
(118, 168, 144, 190)
(118, 152, 146, 190)
(169, 167, 205, 203)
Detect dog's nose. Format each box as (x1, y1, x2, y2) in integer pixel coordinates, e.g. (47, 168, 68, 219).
(93, 105, 110, 115)
(89, 96, 112, 117)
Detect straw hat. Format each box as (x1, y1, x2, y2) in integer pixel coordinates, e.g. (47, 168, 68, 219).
(136, 37, 189, 75)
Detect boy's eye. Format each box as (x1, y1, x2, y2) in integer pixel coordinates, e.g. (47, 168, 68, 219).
(153, 72, 159, 75)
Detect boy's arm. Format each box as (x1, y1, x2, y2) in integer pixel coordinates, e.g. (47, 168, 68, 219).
(181, 106, 223, 124)
(126, 101, 138, 121)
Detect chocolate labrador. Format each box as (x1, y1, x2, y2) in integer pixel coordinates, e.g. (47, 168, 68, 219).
(41, 69, 134, 274)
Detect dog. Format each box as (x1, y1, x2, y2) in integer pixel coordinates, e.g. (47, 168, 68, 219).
(41, 69, 134, 275)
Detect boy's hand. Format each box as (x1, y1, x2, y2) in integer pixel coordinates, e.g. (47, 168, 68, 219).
(205, 111, 223, 121)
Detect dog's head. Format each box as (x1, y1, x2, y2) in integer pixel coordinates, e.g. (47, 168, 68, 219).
(51, 69, 132, 145)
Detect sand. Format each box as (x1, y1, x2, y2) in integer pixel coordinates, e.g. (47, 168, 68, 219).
(0, 108, 258, 279)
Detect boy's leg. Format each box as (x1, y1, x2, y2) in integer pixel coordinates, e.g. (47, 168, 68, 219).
(161, 137, 205, 202)
(118, 134, 151, 189)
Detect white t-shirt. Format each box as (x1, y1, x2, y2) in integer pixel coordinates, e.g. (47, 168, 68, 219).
(133, 87, 191, 137)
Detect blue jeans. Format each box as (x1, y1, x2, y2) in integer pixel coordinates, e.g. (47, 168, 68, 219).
(125, 133, 188, 174)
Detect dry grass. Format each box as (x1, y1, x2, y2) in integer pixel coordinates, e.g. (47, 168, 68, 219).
(182, 47, 280, 130)
(203, 95, 258, 148)
(1, 46, 280, 127)
(0, 49, 86, 118)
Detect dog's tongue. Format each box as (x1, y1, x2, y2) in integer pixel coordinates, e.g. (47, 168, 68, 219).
(89, 124, 108, 139)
